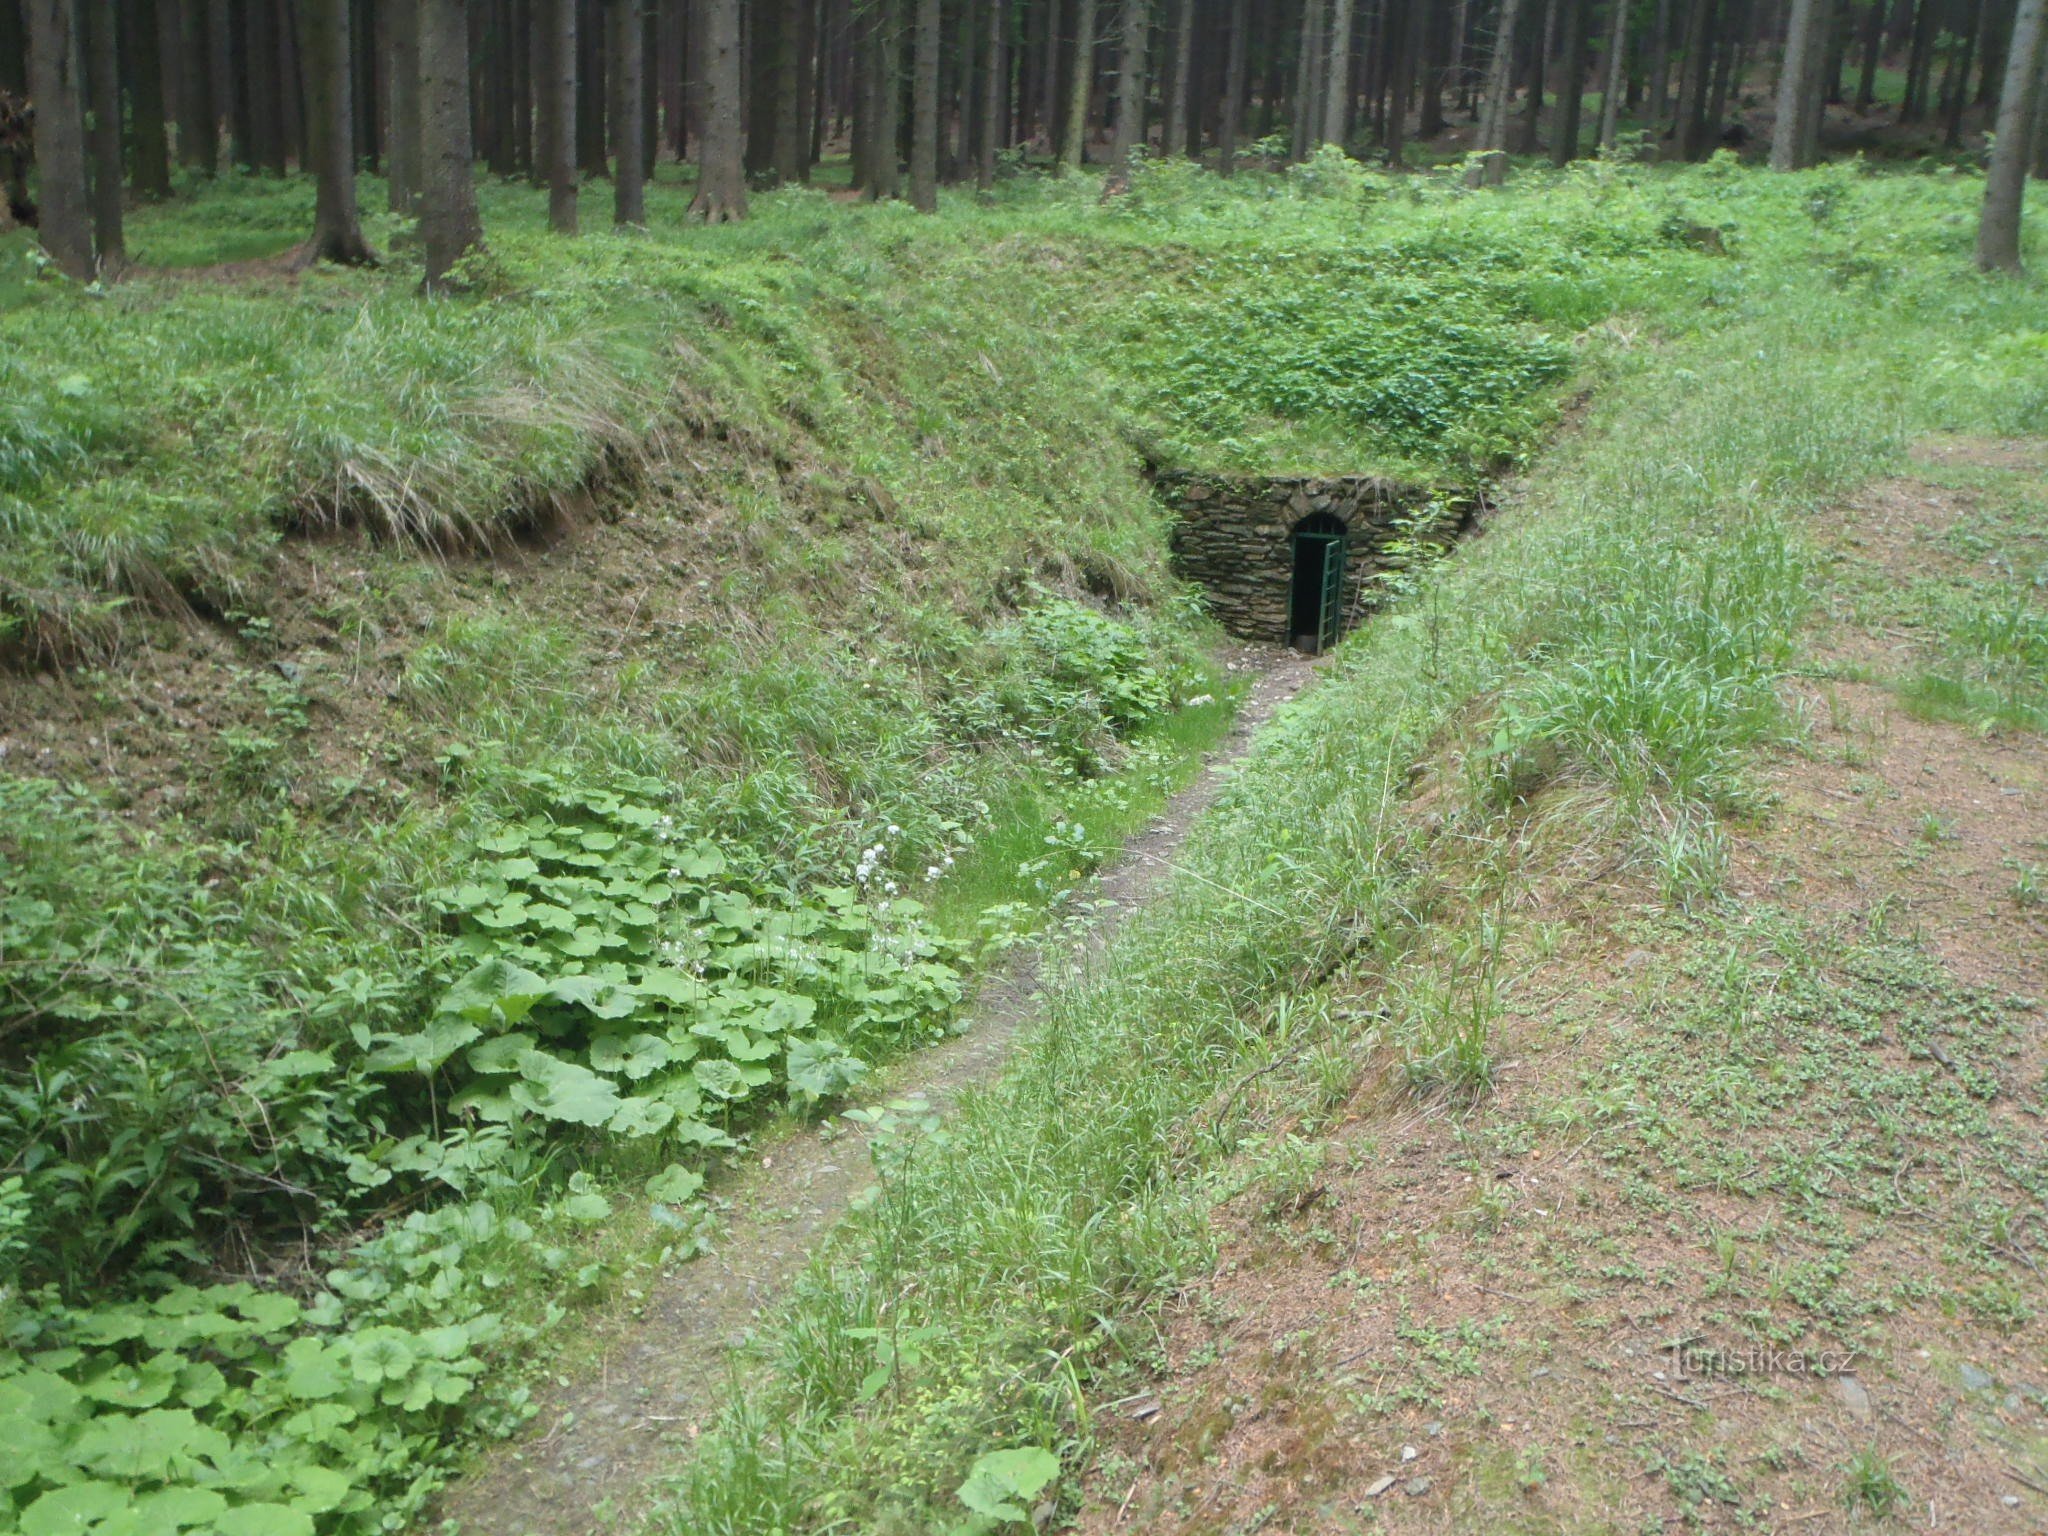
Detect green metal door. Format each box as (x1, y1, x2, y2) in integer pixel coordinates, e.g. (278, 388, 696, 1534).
(1317, 535, 1347, 652)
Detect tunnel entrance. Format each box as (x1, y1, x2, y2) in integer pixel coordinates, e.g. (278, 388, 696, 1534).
(1159, 472, 1477, 650)
(1288, 513, 1348, 654)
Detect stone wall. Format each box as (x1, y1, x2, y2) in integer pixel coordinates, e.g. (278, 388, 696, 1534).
(1157, 472, 1475, 648)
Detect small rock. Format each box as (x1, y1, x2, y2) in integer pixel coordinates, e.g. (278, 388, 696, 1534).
(2003, 1495, 2022, 1508)
(1960, 1363, 1995, 1392)
(1425, 1421, 1444, 1437)
(1834, 1375, 1873, 1422)
(1404, 1477, 1433, 1497)
(1531, 1367, 1550, 1379)
(1400, 1445, 1419, 1462)
(1361, 1475, 1397, 1499)
(1128, 1398, 1162, 1421)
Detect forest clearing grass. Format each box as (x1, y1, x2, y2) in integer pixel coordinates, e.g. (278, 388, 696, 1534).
(1, 156, 2045, 1534)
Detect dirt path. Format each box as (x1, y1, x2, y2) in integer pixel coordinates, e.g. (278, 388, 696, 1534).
(433, 645, 1321, 1536)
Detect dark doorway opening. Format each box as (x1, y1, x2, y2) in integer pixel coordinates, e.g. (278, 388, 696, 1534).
(1288, 512, 1349, 653)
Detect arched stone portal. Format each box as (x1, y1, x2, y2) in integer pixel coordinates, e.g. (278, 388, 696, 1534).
(1157, 471, 1476, 650)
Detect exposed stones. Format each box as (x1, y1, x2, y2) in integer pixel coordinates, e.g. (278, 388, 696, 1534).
(1157, 470, 1477, 649)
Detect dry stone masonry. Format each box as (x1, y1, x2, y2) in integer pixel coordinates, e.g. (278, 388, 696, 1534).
(1156, 471, 1479, 650)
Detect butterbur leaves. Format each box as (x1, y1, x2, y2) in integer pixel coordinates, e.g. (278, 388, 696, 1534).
(645, 1164, 705, 1203)
(439, 958, 550, 1025)
(956, 1446, 1060, 1524)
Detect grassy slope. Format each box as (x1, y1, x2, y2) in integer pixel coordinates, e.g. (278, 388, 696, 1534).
(647, 166, 2048, 1533)
(1, 156, 2041, 1534)
(0, 158, 1717, 1533)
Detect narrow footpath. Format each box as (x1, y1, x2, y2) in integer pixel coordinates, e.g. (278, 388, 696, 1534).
(434, 645, 1321, 1536)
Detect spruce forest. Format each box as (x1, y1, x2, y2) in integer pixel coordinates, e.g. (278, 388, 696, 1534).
(2, 0, 2047, 1532)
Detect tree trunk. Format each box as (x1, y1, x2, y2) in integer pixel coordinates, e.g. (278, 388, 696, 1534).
(1401, 0, 1427, 157)
(1162, 0, 1192, 150)
(510, 0, 534, 173)
(911, 0, 939, 203)
(1942, 0, 1985, 144)
(1854, 0, 1880, 107)
(387, 0, 420, 207)
(1111, 0, 1145, 167)
(1218, 0, 1246, 168)
(302, 0, 373, 259)
(1060, 0, 1094, 166)
(1977, 0, 2044, 268)
(1421, 0, 1450, 137)
(979, 0, 1004, 183)
(419, 0, 483, 286)
(1041, 0, 1061, 147)
(1516, 0, 1554, 152)
(1598, 0, 1626, 144)
(690, 0, 746, 215)
(607, 0, 644, 220)
(542, 0, 577, 227)
(176, 0, 217, 168)
(27, 0, 96, 276)
(1292, 0, 1324, 156)
(1468, 0, 1526, 180)
(577, 0, 606, 170)
(1901, 0, 1935, 118)
(248, 0, 287, 172)
(776, 0, 815, 180)
(1771, 0, 1822, 163)
(126, 0, 172, 195)
(1551, 0, 1587, 159)
(84, 0, 126, 269)
(1670, 0, 1713, 154)
(1647, 0, 1672, 122)
(1323, 0, 1355, 142)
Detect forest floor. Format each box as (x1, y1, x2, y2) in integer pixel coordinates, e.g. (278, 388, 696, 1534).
(434, 648, 1322, 1536)
(1069, 438, 2048, 1535)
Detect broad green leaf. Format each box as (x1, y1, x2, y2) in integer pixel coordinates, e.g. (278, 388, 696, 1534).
(465, 1031, 536, 1074)
(608, 1096, 676, 1137)
(561, 1192, 612, 1223)
(692, 1059, 752, 1101)
(279, 1337, 349, 1400)
(367, 1015, 481, 1074)
(215, 1505, 317, 1536)
(131, 1487, 229, 1531)
(20, 1482, 131, 1536)
(77, 1351, 179, 1408)
(514, 1051, 625, 1126)
(590, 1031, 671, 1079)
(439, 957, 551, 1023)
(348, 1327, 417, 1386)
(645, 1164, 705, 1204)
(956, 1446, 1060, 1523)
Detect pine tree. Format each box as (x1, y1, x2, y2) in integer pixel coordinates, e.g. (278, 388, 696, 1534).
(419, 0, 484, 287)
(1977, 0, 2046, 268)
(690, 0, 747, 218)
(27, 0, 96, 277)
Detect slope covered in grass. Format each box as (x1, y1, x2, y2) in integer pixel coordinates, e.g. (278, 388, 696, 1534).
(0, 157, 2040, 1533)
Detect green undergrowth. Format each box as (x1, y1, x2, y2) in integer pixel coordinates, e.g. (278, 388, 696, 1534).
(648, 163, 2048, 1534)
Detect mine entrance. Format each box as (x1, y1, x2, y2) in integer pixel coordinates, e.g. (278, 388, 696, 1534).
(1288, 512, 1349, 654)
